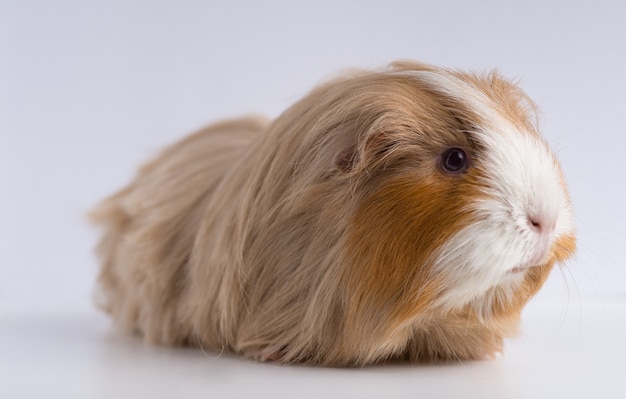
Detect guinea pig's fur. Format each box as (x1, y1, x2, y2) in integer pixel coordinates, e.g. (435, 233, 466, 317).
(91, 61, 576, 366)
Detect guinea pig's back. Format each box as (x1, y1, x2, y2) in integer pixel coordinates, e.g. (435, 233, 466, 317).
(91, 116, 269, 344)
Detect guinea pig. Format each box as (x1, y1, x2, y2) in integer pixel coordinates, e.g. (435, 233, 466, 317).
(91, 61, 576, 366)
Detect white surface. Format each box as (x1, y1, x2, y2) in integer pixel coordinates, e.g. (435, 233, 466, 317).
(2, 297, 625, 399)
(1, 1, 625, 398)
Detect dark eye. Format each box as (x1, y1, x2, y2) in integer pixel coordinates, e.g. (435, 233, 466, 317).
(440, 147, 469, 174)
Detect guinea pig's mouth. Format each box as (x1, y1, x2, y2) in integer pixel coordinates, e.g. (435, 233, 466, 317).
(509, 266, 530, 274)
(509, 244, 553, 274)
(508, 255, 549, 274)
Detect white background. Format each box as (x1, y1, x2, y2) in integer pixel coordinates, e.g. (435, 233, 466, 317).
(1, 1, 625, 398)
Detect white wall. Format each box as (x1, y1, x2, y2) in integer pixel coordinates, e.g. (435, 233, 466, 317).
(2, 0, 624, 310)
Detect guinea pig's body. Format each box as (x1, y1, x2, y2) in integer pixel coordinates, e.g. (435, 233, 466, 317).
(92, 61, 576, 366)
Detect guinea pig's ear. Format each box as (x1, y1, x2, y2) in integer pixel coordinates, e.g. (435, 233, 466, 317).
(335, 143, 358, 172)
(334, 132, 391, 173)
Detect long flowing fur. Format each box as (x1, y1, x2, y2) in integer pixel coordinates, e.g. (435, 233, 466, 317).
(92, 62, 575, 366)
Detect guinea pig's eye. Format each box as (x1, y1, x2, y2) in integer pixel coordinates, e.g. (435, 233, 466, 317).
(440, 147, 469, 175)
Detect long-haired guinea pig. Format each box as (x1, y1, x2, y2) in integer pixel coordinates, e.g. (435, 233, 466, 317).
(92, 61, 576, 366)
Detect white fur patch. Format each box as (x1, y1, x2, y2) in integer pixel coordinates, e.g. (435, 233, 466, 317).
(401, 70, 575, 311)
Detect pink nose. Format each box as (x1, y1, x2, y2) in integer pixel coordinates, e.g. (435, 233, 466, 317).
(527, 214, 557, 234)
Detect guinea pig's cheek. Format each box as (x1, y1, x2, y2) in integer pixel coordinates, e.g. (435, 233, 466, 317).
(429, 223, 515, 310)
(341, 176, 478, 330)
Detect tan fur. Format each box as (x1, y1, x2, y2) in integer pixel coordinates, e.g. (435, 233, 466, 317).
(91, 61, 576, 366)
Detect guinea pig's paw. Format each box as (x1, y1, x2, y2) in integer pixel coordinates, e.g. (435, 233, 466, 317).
(476, 350, 503, 361)
(256, 345, 289, 363)
(475, 343, 504, 361)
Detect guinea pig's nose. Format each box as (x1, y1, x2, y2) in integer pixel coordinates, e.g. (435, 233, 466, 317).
(527, 213, 557, 235)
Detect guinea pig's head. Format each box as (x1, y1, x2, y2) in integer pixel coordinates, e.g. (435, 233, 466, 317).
(309, 62, 577, 332)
